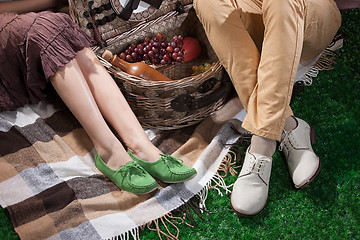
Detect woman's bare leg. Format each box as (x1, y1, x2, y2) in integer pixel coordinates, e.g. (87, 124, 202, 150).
(50, 57, 132, 169)
(74, 48, 161, 162)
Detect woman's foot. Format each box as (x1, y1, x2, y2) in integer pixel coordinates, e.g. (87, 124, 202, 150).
(95, 154, 158, 194)
(95, 141, 132, 170)
(127, 142, 163, 163)
(128, 150, 197, 183)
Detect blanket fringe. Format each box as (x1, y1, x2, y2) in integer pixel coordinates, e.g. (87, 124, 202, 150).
(297, 48, 340, 86)
(218, 149, 241, 178)
(197, 173, 232, 212)
(218, 134, 251, 178)
(137, 133, 251, 239)
(138, 174, 232, 240)
(139, 195, 211, 240)
(110, 227, 140, 240)
(315, 49, 338, 71)
(297, 67, 319, 86)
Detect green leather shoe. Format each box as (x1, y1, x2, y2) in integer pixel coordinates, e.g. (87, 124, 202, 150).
(95, 154, 158, 194)
(128, 151, 197, 183)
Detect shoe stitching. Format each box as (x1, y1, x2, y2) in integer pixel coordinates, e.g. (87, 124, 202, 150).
(129, 151, 195, 178)
(96, 155, 156, 190)
(127, 181, 157, 189)
(289, 134, 309, 150)
(239, 155, 270, 185)
(280, 130, 309, 152)
(250, 157, 271, 185)
(160, 154, 195, 175)
(280, 134, 311, 170)
(119, 162, 156, 189)
(130, 151, 192, 174)
(279, 117, 307, 151)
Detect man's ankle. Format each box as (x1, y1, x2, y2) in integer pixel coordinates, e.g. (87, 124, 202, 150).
(250, 135, 276, 157)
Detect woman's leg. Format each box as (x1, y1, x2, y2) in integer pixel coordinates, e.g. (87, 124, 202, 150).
(74, 48, 161, 162)
(64, 48, 196, 184)
(50, 57, 131, 170)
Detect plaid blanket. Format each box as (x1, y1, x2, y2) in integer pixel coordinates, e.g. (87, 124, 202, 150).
(0, 39, 340, 239)
(0, 94, 243, 240)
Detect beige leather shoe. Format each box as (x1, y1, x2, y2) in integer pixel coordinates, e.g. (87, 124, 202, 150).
(279, 117, 321, 189)
(230, 147, 272, 217)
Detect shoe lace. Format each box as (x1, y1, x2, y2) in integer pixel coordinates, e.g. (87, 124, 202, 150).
(278, 129, 290, 152)
(159, 154, 184, 168)
(250, 156, 271, 174)
(115, 161, 147, 177)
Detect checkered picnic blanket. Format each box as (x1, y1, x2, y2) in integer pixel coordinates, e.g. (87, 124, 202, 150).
(0, 95, 242, 240)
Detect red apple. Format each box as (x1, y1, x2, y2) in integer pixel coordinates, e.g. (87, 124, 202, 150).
(182, 37, 201, 62)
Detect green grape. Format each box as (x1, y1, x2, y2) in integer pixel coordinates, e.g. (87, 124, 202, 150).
(203, 63, 212, 71)
(198, 65, 205, 73)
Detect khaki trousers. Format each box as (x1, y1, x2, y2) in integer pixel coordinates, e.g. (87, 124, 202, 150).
(194, 0, 341, 140)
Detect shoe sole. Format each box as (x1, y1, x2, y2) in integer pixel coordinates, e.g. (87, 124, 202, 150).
(160, 173, 197, 184)
(230, 193, 267, 217)
(310, 127, 316, 145)
(135, 186, 158, 195)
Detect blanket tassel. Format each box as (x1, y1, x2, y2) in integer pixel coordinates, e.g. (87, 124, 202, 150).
(137, 134, 250, 240)
(110, 227, 140, 240)
(140, 196, 211, 240)
(297, 48, 339, 86)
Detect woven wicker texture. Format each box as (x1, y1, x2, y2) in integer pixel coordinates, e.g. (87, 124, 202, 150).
(68, 0, 193, 42)
(69, 1, 232, 130)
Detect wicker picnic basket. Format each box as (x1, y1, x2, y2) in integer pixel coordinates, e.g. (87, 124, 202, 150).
(68, 0, 232, 130)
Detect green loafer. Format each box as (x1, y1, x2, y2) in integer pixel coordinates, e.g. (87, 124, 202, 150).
(95, 154, 158, 194)
(127, 151, 197, 183)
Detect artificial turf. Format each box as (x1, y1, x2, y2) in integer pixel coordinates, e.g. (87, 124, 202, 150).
(1, 8, 359, 240)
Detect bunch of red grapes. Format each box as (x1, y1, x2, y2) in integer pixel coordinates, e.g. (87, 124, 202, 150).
(118, 33, 184, 65)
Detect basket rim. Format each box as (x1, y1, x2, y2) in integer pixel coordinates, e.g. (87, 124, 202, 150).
(90, 4, 194, 52)
(99, 56, 224, 87)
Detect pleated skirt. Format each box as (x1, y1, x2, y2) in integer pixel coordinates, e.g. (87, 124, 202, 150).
(0, 11, 94, 111)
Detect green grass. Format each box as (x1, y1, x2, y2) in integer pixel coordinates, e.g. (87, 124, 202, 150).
(0, 209, 17, 240)
(1, 8, 359, 240)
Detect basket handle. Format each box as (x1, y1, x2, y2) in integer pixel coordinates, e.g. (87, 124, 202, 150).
(171, 73, 232, 112)
(85, 0, 107, 47)
(117, 0, 163, 20)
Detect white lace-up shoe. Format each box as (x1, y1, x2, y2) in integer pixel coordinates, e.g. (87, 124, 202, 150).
(230, 147, 272, 217)
(279, 117, 320, 189)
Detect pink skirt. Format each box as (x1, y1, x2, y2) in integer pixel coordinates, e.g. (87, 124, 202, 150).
(0, 11, 94, 112)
